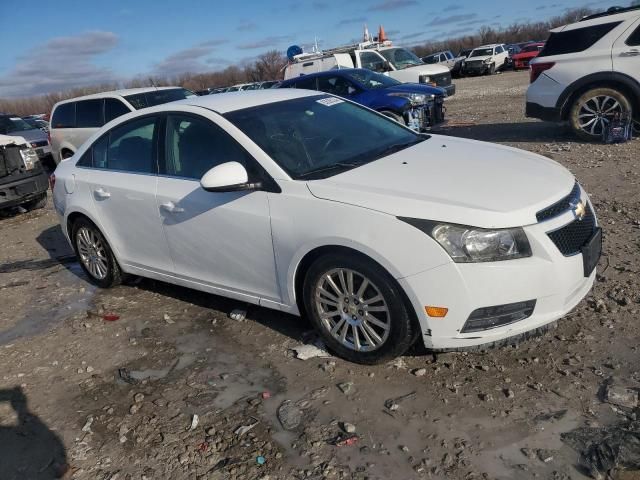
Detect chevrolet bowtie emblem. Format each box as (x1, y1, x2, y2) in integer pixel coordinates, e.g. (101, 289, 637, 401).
(572, 200, 586, 221)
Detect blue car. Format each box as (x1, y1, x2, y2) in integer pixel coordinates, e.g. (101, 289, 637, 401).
(278, 69, 445, 132)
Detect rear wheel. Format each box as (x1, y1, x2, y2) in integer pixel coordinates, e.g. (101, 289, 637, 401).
(302, 253, 416, 364)
(72, 218, 122, 288)
(569, 87, 632, 140)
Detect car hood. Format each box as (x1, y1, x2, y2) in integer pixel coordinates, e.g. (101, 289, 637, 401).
(11, 128, 47, 143)
(403, 64, 449, 75)
(306, 135, 575, 229)
(512, 51, 538, 60)
(383, 83, 444, 97)
(466, 55, 493, 62)
(0, 134, 27, 147)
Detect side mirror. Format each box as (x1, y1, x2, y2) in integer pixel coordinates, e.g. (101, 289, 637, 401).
(200, 161, 261, 192)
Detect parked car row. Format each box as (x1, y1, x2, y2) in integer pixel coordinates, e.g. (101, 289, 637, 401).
(195, 81, 279, 96)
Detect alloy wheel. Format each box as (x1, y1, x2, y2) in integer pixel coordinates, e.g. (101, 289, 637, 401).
(578, 95, 625, 137)
(314, 268, 391, 352)
(76, 227, 109, 280)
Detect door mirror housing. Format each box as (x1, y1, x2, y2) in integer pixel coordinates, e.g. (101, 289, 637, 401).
(200, 162, 261, 192)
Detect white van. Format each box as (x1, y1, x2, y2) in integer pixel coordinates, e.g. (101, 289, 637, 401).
(49, 87, 196, 164)
(284, 41, 456, 97)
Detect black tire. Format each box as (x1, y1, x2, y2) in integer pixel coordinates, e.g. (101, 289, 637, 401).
(487, 63, 496, 75)
(569, 87, 633, 140)
(23, 192, 47, 211)
(71, 217, 122, 288)
(61, 150, 74, 160)
(302, 252, 417, 364)
(379, 110, 406, 125)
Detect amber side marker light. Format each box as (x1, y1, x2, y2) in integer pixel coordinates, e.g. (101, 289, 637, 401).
(425, 306, 448, 318)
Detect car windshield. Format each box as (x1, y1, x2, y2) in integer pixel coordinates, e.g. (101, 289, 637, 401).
(379, 48, 423, 69)
(124, 88, 195, 109)
(224, 95, 425, 180)
(0, 117, 34, 133)
(343, 70, 400, 90)
(470, 48, 494, 57)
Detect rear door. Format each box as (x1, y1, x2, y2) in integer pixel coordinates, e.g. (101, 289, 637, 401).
(612, 18, 640, 81)
(79, 114, 174, 274)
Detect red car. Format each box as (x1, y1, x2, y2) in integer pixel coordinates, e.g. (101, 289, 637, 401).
(512, 43, 545, 70)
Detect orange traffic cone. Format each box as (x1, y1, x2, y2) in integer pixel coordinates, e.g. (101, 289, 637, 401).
(378, 25, 388, 42)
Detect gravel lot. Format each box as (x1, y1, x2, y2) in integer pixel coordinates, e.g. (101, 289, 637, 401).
(0, 71, 639, 480)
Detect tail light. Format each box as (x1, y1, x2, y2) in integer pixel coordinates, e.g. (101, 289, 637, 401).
(530, 62, 555, 84)
(49, 173, 56, 191)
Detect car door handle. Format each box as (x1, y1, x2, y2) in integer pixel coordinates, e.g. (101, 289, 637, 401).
(621, 49, 640, 57)
(94, 188, 111, 199)
(160, 202, 184, 213)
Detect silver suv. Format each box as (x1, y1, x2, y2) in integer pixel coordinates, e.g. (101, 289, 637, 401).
(50, 87, 196, 164)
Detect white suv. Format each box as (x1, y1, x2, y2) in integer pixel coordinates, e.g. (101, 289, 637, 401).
(526, 6, 640, 139)
(462, 44, 510, 76)
(49, 87, 196, 164)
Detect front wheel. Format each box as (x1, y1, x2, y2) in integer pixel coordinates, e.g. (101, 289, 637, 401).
(379, 110, 406, 125)
(302, 253, 417, 364)
(487, 63, 496, 75)
(23, 193, 47, 211)
(72, 218, 123, 288)
(569, 87, 632, 140)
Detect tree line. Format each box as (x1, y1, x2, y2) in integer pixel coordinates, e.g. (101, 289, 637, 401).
(0, 6, 604, 116)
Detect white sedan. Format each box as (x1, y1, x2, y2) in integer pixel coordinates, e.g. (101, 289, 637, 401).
(52, 89, 601, 364)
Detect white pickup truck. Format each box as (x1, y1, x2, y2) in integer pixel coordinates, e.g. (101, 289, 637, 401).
(284, 41, 456, 97)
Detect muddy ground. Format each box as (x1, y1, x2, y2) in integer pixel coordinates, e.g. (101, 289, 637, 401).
(0, 71, 639, 480)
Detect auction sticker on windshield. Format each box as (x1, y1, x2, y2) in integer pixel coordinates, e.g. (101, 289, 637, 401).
(316, 97, 344, 106)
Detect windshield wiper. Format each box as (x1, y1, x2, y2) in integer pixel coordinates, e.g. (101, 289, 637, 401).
(297, 162, 360, 179)
(376, 137, 426, 157)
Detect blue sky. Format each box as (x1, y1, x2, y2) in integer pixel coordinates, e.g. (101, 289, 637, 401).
(0, 0, 598, 97)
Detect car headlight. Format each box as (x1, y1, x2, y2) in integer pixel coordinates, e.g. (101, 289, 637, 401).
(418, 75, 430, 84)
(399, 218, 532, 262)
(19, 147, 39, 170)
(388, 92, 427, 104)
(484, 58, 493, 64)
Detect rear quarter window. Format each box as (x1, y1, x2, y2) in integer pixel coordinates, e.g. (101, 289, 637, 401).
(539, 21, 622, 57)
(52, 102, 76, 129)
(626, 24, 640, 46)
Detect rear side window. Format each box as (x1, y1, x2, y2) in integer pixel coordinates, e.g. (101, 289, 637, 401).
(105, 98, 130, 123)
(52, 102, 76, 129)
(93, 116, 158, 173)
(539, 22, 622, 57)
(291, 77, 317, 90)
(627, 25, 640, 46)
(76, 99, 103, 128)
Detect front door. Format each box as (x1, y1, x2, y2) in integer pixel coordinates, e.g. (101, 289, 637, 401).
(155, 112, 280, 303)
(82, 114, 174, 274)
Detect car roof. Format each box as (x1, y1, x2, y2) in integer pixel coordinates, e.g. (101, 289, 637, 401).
(282, 68, 370, 82)
(173, 88, 323, 114)
(53, 87, 185, 106)
(553, 7, 640, 32)
(475, 44, 503, 48)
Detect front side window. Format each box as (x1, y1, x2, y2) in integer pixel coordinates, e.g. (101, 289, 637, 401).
(124, 88, 195, 110)
(359, 51, 387, 72)
(224, 95, 424, 180)
(379, 48, 423, 69)
(105, 98, 131, 123)
(76, 99, 103, 128)
(316, 76, 356, 96)
(627, 24, 640, 46)
(539, 22, 622, 57)
(163, 114, 253, 180)
(93, 116, 158, 173)
(343, 70, 400, 90)
(52, 102, 76, 129)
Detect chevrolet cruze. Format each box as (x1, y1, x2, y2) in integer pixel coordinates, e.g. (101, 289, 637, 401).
(52, 90, 601, 364)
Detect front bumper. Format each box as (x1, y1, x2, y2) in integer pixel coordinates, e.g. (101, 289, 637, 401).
(0, 168, 49, 209)
(398, 195, 598, 350)
(462, 62, 489, 74)
(405, 98, 446, 132)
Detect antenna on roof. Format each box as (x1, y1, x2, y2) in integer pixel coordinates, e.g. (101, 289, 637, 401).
(148, 77, 158, 90)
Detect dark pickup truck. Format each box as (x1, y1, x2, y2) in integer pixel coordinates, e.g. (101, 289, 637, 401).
(1, 135, 49, 211)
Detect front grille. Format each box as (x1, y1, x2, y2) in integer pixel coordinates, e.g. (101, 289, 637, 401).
(536, 183, 580, 222)
(547, 204, 596, 256)
(431, 71, 451, 87)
